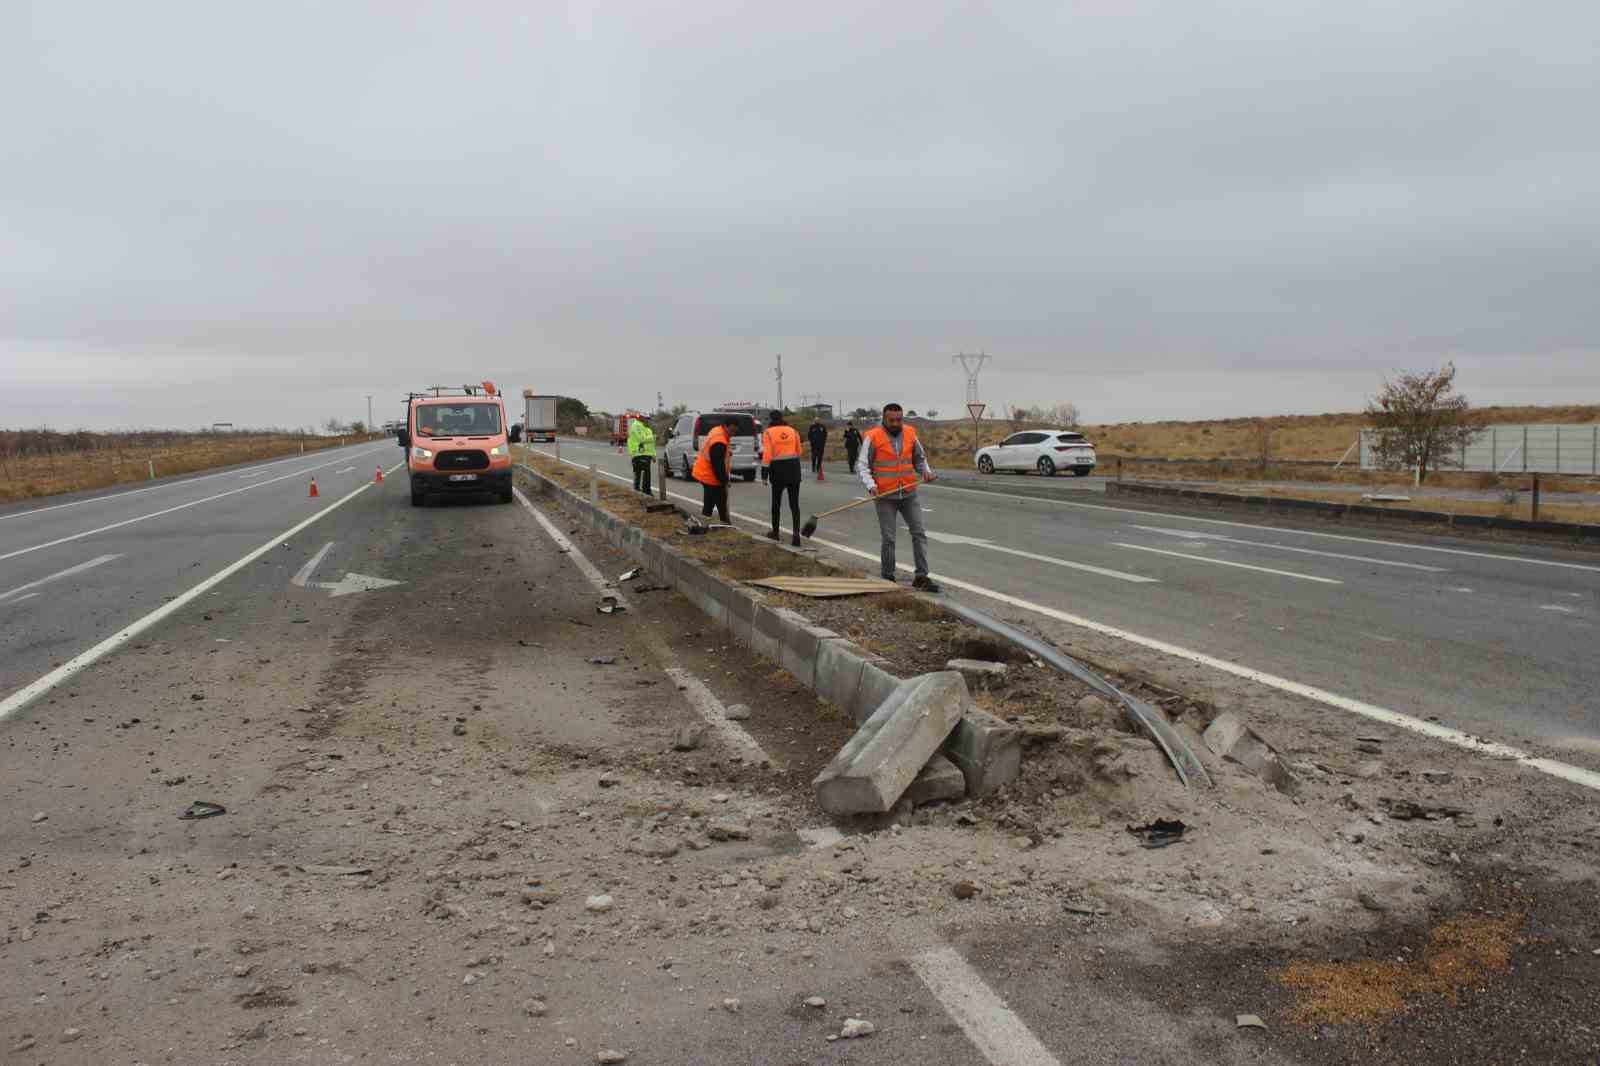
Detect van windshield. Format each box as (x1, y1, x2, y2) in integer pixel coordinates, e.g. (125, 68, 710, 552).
(416, 403, 502, 438)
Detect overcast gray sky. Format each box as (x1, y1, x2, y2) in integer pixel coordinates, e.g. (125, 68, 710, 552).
(3, 0, 1596, 432)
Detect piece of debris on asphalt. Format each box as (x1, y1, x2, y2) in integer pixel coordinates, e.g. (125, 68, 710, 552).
(598, 773, 620, 788)
(632, 582, 668, 593)
(178, 801, 227, 821)
(589, 655, 617, 666)
(1236, 1014, 1268, 1030)
(723, 703, 752, 721)
(1380, 798, 1471, 821)
(585, 894, 614, 914)
(804, 997, 827, 1009)
(672, 723, 706, 752)
(1063, 897, 1110, 916)
(597, 595, 626, 615)
(296, 864, 372, 876)
(1127, 818, 1188, 848)
(619, 567, 641, 581)
(596, 1051, 628, 1064)
(518, 639, 544, 648)
(951, 881, 980, 900)
(838, 1018, 876, 1040)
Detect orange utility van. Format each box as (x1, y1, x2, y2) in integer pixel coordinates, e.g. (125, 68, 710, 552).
(397, 382, 514, 506)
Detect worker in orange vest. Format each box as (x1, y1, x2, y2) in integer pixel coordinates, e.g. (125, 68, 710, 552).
(760, 409, 805, 545)
(855, 403, 939, 591)
(691, 414, 733, 524)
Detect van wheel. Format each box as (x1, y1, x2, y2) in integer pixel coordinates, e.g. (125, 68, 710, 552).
(681, 457, 693, 480)
(1037, 457, 1057, 477)
(411, 490, 425, 507)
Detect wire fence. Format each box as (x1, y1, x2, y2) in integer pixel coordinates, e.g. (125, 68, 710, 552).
(1360, 424, 1600, 475)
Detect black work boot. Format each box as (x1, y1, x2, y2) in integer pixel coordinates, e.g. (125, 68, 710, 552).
(912, 575, 942, 593)
(791, 533, 802, 547)
(765, 529, 779, 541)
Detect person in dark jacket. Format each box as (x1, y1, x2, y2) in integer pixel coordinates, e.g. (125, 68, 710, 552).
(807, 419, 828, 480)
(842, 421, 863, 472)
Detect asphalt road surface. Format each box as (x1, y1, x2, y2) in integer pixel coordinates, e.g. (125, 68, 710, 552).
(0, 438, 403, 715)
(531, 437, 1600, 771)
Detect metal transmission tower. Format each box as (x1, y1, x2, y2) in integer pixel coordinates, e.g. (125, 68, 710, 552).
(953, 352, 991, 405)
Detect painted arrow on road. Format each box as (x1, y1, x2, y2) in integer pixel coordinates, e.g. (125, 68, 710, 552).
(922, 531, 1157, 584)
(291, 542, 404, 597)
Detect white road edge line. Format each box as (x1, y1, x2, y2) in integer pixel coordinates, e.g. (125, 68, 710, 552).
(524, 450, 1600, 795)
(291, 542, 336, 587)
(0, 460, 406, 722)
(512, 486, 772, 765)
(1114, 542, 1344, 584)
(3, 592, 40, 605)
(910, 946, 1063, 1066)
(0, 446, 364, 522)
(0, 444, 390, 563)
(0, 554, 122, 602)
(1129, 524, 1449, 572)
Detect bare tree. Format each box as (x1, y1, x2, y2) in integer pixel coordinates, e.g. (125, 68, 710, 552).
(1249, 419, 1274, 471)
(1365, 363, 1484, 483)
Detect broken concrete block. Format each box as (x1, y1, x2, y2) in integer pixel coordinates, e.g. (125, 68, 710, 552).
(945, 658, 1009, 690)
(851, 662, 902, 725)
(902, 753, 966, 806)
(1202, 712, 1300, 795)
(813, 672, 969, 815)
(942, 705, 1022, 798)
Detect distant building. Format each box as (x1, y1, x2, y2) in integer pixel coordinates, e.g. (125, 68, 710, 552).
(801, 402, 834, 421)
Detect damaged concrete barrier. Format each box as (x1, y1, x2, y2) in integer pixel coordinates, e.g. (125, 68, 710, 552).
(813, 672, 970, 815)
(942, 703, 1022, 797)
(946, 658, 1010, 691)
(902, 753, 966, 806)
(1202, 711, 1300, 796)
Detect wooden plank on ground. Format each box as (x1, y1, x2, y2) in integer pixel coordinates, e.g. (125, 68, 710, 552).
(749, 576, 900, 598)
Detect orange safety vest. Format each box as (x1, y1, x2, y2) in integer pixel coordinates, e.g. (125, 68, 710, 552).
(760, 424, 802, 465)
(863, 424, 920, 496)
(692, 424, 732, 486)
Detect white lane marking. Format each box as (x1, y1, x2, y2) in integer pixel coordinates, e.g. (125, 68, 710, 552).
(0, 446, 387, 563)
(513, 487, 773, 765)
(312, 572, 404, 597)
(238, 469, 269, 479)
(1539, 604, 1577, 614)
(1113, 542, 1343, 584)
(0, 443, 382, 522)
(3, 592, 40, 605)
(910, 946, 1063, 1066)
(335, 466, 355, 474)
(924, 531, 1158, 584)
(0, 554, 121, 602)
(1129, 524, 1449, 572)
(1451, 587, 1473, 593)
(0, 460, 406, 722)
(921, 480, 1600, 573)
(522, 453, 1600, 791)
(291, 542, 336, 587)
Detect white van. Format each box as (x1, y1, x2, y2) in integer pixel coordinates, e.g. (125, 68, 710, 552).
(663, 411, 761, 482)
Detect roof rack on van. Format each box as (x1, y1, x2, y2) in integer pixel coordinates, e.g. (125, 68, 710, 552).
(407, 382, 499, 399)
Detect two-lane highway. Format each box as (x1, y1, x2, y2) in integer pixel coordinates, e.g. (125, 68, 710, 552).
(528, 437, 1600, 771)
(0, 439, 405, 713)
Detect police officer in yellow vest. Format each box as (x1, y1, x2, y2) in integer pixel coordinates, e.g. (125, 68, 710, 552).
(627, 417, 656, 495)
(855, 403, 940, 591)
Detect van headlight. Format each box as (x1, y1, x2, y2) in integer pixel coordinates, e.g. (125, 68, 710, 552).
(411, 446, 433, 460)
(489, 444, 508, 457)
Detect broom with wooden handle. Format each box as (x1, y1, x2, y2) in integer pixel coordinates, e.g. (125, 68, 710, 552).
(800, 478, 923, 539)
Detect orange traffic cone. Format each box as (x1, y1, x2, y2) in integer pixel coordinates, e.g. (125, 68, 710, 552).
(374, 465, 384, 484)
(308, 477, 319, 498)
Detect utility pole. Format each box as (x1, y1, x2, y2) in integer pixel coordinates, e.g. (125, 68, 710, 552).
(656, 390, 664, 414)
(954, 352, 991, 457)
(774, 354, 783, 413)
(365, 395, 373, 435)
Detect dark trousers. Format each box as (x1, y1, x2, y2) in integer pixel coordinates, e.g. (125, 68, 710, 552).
(700, 482, 729, 523)
(845, 445, 859, 471)
(631, 455, 652, 495)
(810, 444, 824, 473)
(768, 459, 801, 534)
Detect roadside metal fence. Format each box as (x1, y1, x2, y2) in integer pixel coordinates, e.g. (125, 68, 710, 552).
(1360, 424, 1600, 475)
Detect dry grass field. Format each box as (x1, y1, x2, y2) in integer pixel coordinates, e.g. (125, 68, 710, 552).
(0, 430, 386, 504)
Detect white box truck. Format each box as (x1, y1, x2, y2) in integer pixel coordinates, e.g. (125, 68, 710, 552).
(522, 391, 559, 443)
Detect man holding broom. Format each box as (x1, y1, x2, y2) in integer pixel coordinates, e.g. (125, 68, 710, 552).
(856, 403, 940, 591)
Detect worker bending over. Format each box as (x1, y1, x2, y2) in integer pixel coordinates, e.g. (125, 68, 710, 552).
(760, 410, 804, 545)
(856, 403, 939, 591)
(692, 414, 732, 524)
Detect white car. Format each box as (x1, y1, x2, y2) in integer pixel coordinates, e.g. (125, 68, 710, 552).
(975, 429, 1096, 477)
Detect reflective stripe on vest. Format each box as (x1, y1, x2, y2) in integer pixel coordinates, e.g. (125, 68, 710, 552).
(692, 425, 732, 485)
(864, 425, 919, 496)
(761, 425, 802, 464)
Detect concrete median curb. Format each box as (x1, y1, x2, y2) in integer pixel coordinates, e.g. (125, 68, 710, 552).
(513, 462, 1022, 799)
